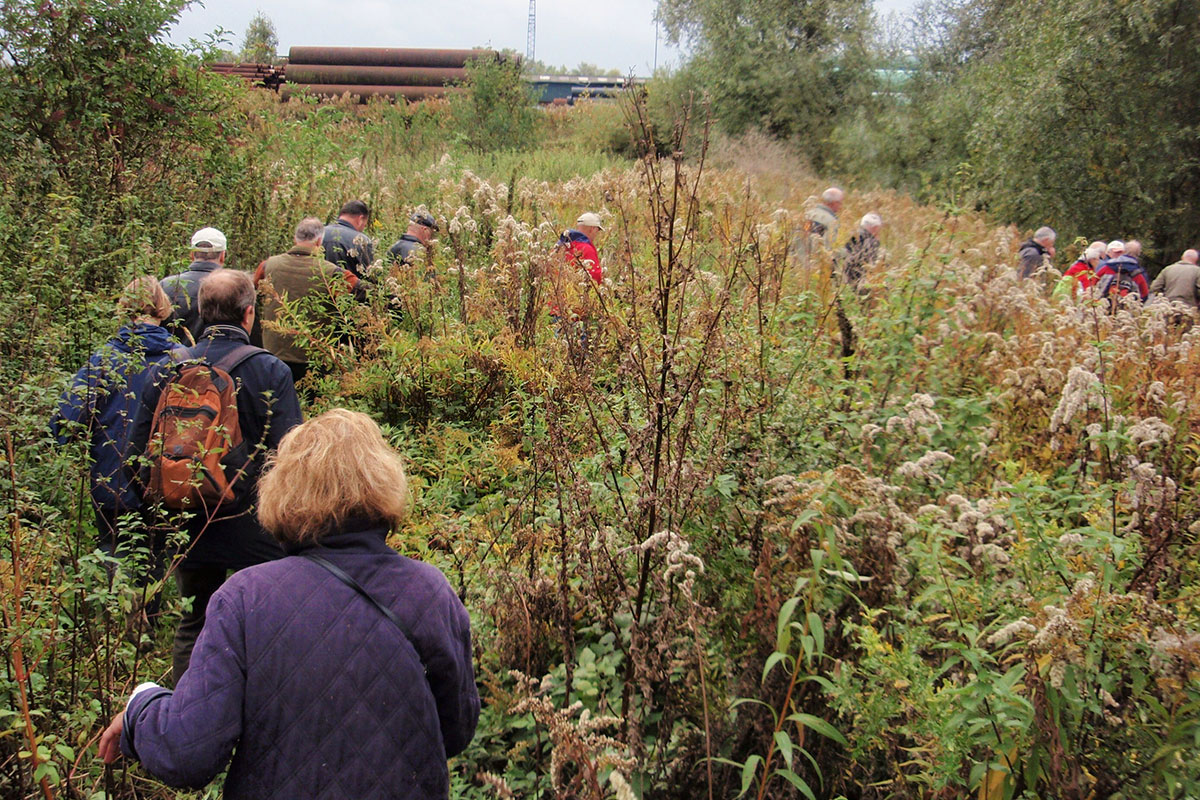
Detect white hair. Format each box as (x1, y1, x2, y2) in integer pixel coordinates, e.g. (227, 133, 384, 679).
(1034, 226, 1056, 243)
(860, 213, 882, 231)
(1084, 242, 1106, 262)
(821, 187, 844, 205)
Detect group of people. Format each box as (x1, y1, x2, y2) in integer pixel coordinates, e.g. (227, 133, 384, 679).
(798, 186, 886, 293)
(55, 200, 613, 797)
(800, 188, 1200, 315)
(1021, 227, 1200, 311)
(66, 184, 1200, 795)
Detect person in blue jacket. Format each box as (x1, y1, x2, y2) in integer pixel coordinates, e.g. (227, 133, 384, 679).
(99, 409, 480, 799)
(52, 276, 181, 600)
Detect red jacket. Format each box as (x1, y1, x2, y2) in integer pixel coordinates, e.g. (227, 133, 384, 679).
(559, 229, 602, 282)
(1063, 259, 1096, 292)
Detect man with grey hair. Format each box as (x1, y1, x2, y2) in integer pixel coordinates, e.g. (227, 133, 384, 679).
(129, 269, 301, 682)
(255, 217, 361, 383)
(835, 212, 884, 291)
(798, 187, 844, 261)
(161, 226, 227, 344)
(1149, 248, 1200, 310)
(1018, 226, 1057, 278)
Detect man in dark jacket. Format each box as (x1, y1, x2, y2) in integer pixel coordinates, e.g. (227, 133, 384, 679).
(161, 227, 227, 344)
(1018, 226, 1057, 278)
(255, 217, 361, 383)
(387, 210, 439, 267)
(322, 199, 374, 278)
(834, 212, 884, 292)
(129, 270, 302, 681)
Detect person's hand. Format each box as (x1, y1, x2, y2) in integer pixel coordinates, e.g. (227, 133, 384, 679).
(98, 712, 124, 764)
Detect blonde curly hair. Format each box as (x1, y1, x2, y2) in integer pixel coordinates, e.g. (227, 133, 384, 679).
(258, 409, 410, 545)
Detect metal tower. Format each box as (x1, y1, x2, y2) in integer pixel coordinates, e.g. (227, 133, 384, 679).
(526, 0, 535, 64)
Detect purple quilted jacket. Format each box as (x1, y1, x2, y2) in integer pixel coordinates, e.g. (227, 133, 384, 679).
(120, 524, 479, 799)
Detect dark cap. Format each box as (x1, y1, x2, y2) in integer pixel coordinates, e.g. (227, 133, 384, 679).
(411, 212, 439, 231)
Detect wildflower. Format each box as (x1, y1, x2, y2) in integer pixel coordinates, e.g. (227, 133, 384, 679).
(1030, 605, 1078, 650)
(1049, 366, 1104, 432)
(1127, 416, 1173, 450)
(1048, 660, 1066, 689)
(988, 617, 1036, 646)
(972, 542, 1010, 565)
(609, 771, 637, 800)
(895, 450, 955, 484)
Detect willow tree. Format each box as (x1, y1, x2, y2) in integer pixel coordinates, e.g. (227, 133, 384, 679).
(657, 0, 877, 167)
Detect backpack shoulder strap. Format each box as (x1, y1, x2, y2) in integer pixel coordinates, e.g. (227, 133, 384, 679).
(211, 343, 267, 375)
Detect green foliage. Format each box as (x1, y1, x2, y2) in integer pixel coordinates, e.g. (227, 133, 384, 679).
(239, 11, 278, 64)
(524, 59, 622, 77)
(0, 0, 229, 198)
(449, 56, 541, 153)
(833, 0, 1200, 261)
(658, 0, 877, 167)
(3, 5, 1200, 799)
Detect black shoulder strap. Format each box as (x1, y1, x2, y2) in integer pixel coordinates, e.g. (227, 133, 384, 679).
(301, 551, 424, 670)
(212, 343, 267, 374)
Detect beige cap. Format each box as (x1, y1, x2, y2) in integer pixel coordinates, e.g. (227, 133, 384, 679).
(190, 227, 227, 252)
(576, 212, 603, 230)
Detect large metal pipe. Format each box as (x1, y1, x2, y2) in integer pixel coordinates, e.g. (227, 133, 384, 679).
(284, 64, 466, 87)
(280, 84, 459, 102)
(287, 47, 501, 69)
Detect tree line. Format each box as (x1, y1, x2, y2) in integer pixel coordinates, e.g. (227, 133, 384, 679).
(658, 0, 1200, 267)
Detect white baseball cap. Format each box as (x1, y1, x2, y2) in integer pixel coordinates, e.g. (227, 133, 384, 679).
(576, 212, 603, 230)
(190, 226, 227, 252)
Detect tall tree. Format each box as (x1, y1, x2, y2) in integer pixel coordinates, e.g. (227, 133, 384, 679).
(836, 0, 1200, 261)
(657, 0, 876, 166)
(240, 11, 278, 64)
(955, 0, 1200, 260)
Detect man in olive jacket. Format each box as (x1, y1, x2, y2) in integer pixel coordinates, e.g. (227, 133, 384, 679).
(254, 217, 361, 384)
(1149, 249, 1200, 310)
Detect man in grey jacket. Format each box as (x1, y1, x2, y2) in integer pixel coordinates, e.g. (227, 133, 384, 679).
(1149, 249, 1200, 310)
(1018, 227, 1057, 279)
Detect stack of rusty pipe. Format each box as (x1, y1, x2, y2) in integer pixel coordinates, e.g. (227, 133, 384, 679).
(281, 47, 506, 102)
(209, 62, 286, 89)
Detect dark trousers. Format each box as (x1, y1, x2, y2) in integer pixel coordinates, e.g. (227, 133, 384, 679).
(172, 565, 228, 683)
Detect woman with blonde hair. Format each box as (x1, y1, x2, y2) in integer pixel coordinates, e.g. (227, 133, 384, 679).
(52, 276, 180, 593)
(99, 409, 480, 800)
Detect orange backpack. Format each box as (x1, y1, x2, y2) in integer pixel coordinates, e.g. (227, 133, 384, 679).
(145, 345, 263, 510)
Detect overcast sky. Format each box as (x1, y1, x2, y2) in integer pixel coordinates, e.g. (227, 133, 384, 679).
(167, 0, 919, 76)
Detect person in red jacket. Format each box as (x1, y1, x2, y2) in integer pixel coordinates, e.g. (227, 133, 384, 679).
(558, 212, 603, 283)
(1060, 240, 1106, 296)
